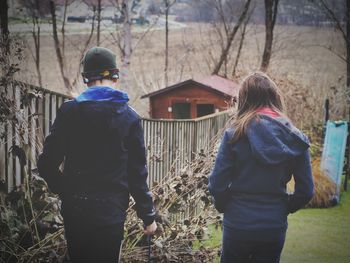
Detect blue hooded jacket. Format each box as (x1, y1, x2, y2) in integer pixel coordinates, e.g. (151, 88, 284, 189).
(209, 114, 314, 241)
(38, 86, 155, 226)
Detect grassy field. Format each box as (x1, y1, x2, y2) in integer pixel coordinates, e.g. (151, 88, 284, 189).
(14, 22, 346, 122)
(282, 190, 350, 263)
(200, 190, 350, 263)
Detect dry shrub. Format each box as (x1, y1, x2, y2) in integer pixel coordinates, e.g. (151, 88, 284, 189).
(0, 172, 66, 263)
(121, 136, 223, 263)
(307, 157, 337, 208)
(0, 146, 222, 263)
(287, 157, 336, 208)
(274, 77, 348, 130)
(274, 77, 311, 127)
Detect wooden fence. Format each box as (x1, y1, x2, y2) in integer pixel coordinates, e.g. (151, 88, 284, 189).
(142, 112, 230, 185)
(0, 82, 71, 193)
(0, 82, 231, 193)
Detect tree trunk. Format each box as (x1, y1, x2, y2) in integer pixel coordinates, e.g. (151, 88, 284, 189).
(232, 20, 248, 77)
(212, 0, 252, 75)
(33, 0, 42, 87)
(97, 0, 101, 46)
(260, 0, 279, 72)
(72, 8, 96, 87)
(32, 16, 42, 87)
(165, 0, 169, 86)
(163, 0, 176, 86)
(61, 0, 68, 57)
(49, 0, 72, 91)
(0, 0, 9, 54)
(119, 0, 132, 91)
(0, 0, 9, 36)
(347, 0, 350, 88)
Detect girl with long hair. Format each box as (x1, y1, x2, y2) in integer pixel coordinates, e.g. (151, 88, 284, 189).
(209, 72, 314, 263)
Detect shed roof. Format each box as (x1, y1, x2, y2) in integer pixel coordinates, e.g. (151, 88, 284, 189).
(141, 75, 239, 99)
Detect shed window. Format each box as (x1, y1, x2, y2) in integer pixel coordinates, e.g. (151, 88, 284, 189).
(197, 104, 214, 117)
(172, 103, 191, 119)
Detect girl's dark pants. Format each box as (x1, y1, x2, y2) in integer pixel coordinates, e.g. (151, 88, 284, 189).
(221, 225, 285, 263)
(64, 219, 124, 263)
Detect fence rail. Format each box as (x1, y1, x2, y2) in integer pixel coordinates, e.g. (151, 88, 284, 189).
(142, 112, 230, 185)
(0, 82, 71, 193)
(0, 82, 230, 192)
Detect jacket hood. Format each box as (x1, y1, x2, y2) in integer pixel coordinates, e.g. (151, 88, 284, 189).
(76, 86, 129, 104)
(246, 115, 309, 165)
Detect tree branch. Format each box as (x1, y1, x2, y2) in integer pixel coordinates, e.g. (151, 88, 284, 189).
(272, 0, 279, 30)
(232, 6, 254, 77)
(304, 43, 347, 63)
(49, 0, 72, 91)
(319, 0, 347, 43)
(212, 0, 252, 75)
(72, 7, 96, 87)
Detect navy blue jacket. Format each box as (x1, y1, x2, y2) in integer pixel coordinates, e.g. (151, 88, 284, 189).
(209, 114, 314, 241)
(38, 87, 155, 226)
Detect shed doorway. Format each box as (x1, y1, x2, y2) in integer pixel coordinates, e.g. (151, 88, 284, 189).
(197, 104, 214, 118)
(172, 103, 191, 119)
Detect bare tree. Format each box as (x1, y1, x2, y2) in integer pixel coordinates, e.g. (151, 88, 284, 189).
(20, 0, 52, 87)
(61, 0, 69, 58)
(104, 0, 161, 92)
(314, 0, 350, 88)
(83, 0, 102, 46)
(107, 0, 133, 91)
(22, 0, 74, 88)
(211, 0, 252, 76)
(49, 0, 72, 91)
(164, 0, 177, 86)
(260, 0, 279, 72)
(72, 7, 97, 87)
(29, 0, 44, 87)
(119, 0, 132, 90)
(109, 0, 159, 90)
(31, 14, 42, 87)
(97, 0, 102, 46)
(232, 6, 254, 77)
(0, 0, 9, 54)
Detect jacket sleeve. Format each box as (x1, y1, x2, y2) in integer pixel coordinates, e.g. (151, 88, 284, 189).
(208, 130, 235, 213)
(37, 103, 69, 194)
(127, 118, 156, 226)
(288, 149, 314, 213)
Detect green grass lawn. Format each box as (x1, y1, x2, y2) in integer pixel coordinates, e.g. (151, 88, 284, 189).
(282, 190, 350, 263)
(200, 190, 350, 263)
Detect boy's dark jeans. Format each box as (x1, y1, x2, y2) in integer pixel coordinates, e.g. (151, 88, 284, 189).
(64, 219, 124, 263)
(221, 225, 285, 263)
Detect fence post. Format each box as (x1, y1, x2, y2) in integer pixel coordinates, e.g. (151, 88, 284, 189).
(14, 85, 21, 187)
(0, 85, 7, 191)
(324, 99, 329, 138)
(191, 121, 197, 160)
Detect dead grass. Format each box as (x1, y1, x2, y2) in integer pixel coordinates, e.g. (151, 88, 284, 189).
(287, 157, 337, 208)
(15, 22, 347, 124)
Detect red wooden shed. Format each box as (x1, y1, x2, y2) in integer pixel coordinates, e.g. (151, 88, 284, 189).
(141, 75, 239, 119)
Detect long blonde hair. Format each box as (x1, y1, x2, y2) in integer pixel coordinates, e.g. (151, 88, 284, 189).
(231, 72, 286, 143)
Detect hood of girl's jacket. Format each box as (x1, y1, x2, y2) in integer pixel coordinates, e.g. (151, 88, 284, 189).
(246, 115, 310, 165)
